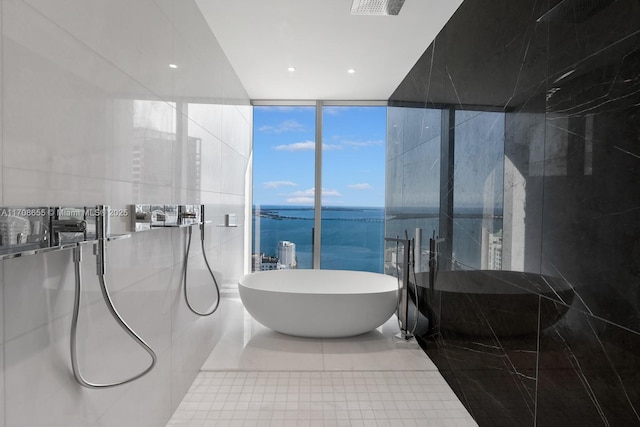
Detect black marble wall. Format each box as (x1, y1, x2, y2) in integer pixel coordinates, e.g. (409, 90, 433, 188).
(387, 0, 640, 425)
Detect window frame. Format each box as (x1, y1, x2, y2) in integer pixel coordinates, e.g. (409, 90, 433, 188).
(251, 100, 387, 269)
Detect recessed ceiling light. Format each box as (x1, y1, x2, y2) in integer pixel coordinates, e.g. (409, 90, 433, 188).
(169, 64, 178, 69)
(288, 67, 296, 72)
(347, 68, 356, 74)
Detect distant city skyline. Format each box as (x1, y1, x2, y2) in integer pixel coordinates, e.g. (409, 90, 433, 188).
(253, 106, 386, 207)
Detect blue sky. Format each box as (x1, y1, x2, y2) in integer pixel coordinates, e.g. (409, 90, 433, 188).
(253, 106, 386, 207)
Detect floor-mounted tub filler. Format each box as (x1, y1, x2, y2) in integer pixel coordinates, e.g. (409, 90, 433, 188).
(238, 269, 398, 338)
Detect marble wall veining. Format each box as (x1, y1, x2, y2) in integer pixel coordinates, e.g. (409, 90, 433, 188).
(0, 0, 251, 426)
(388, 0, 640, 425)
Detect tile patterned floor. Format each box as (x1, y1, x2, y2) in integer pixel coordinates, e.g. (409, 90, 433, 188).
(166, 295, 477, 427)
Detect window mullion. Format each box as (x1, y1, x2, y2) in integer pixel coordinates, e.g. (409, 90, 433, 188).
(313, 101, 323, 269)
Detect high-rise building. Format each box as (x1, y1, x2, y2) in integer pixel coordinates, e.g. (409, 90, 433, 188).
(251, 253, 279, 271)
(261, 255, 278, 271)
(488, 230, 503, 270)
(277, 240, 297, 269)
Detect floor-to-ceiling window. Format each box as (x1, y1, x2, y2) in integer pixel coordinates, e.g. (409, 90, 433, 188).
(452, 110, 505, 270)
(320, 106, 386, 272)
(384, 106, 505, 273)
(252, 105, 317, 270)
(385, 106, 442, 273)
(251, 102, 386, 272)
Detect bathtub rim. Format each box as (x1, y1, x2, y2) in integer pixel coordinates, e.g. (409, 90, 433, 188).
(239, 269, 399, 295)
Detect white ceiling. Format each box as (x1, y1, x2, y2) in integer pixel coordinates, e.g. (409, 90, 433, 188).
(195, 0, 463, 101)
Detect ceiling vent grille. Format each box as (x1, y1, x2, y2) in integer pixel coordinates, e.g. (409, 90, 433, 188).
(351, 0, 406, 16)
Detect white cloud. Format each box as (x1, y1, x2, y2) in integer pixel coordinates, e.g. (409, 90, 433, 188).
(321, 188, 342, 197)
(285, 188, 342, 204)
(263, 180, 297, 189)
(288, 188, 315, 197)
(287, 188, 342, 198)
(274, 141, 342, 152)
(258, 119, 305, 133)
(323, 107, 342, 116)
(274, 141, 314, 151)
(322, 107, 359, 116)
(342, 139, 384, 148)
(286, 197, 315, 204)
(348, 183, 373, 190)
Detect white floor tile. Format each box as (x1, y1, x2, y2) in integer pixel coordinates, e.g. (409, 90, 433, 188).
(167, 294, 477, 426)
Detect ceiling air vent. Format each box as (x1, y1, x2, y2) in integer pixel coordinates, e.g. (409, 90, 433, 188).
(351, 0, 406, 16)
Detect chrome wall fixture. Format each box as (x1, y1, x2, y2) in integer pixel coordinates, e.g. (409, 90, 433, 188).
(182, 205, 221, 317)
(132, 204, 202, 230)
(131, 204, 222, 317)
(70, 206, 157, 388)
(0, 205, 133, 260)
(0, 203, 229, 389)
(0, 205, 156, 388)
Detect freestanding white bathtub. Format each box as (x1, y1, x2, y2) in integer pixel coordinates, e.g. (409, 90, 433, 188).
(238, 269, 398, 338)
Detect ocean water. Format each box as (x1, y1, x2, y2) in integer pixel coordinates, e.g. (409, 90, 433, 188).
(253, 206, 384, 272)
(253, 205, 503, 273)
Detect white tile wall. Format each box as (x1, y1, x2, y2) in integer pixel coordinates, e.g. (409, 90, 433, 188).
(3, 250, 78, 342)
(20, 0, 175, 97)
(5, 313, 122, 427)
(0, 265, 4, 426)
(0, 1, 251, 426)
(95, 347, 174, 427)
(0, 3, 5, 416)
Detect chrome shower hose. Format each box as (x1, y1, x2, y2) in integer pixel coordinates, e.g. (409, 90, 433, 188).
(70, 245, 157, 388)
(182, 225, 221, 316)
